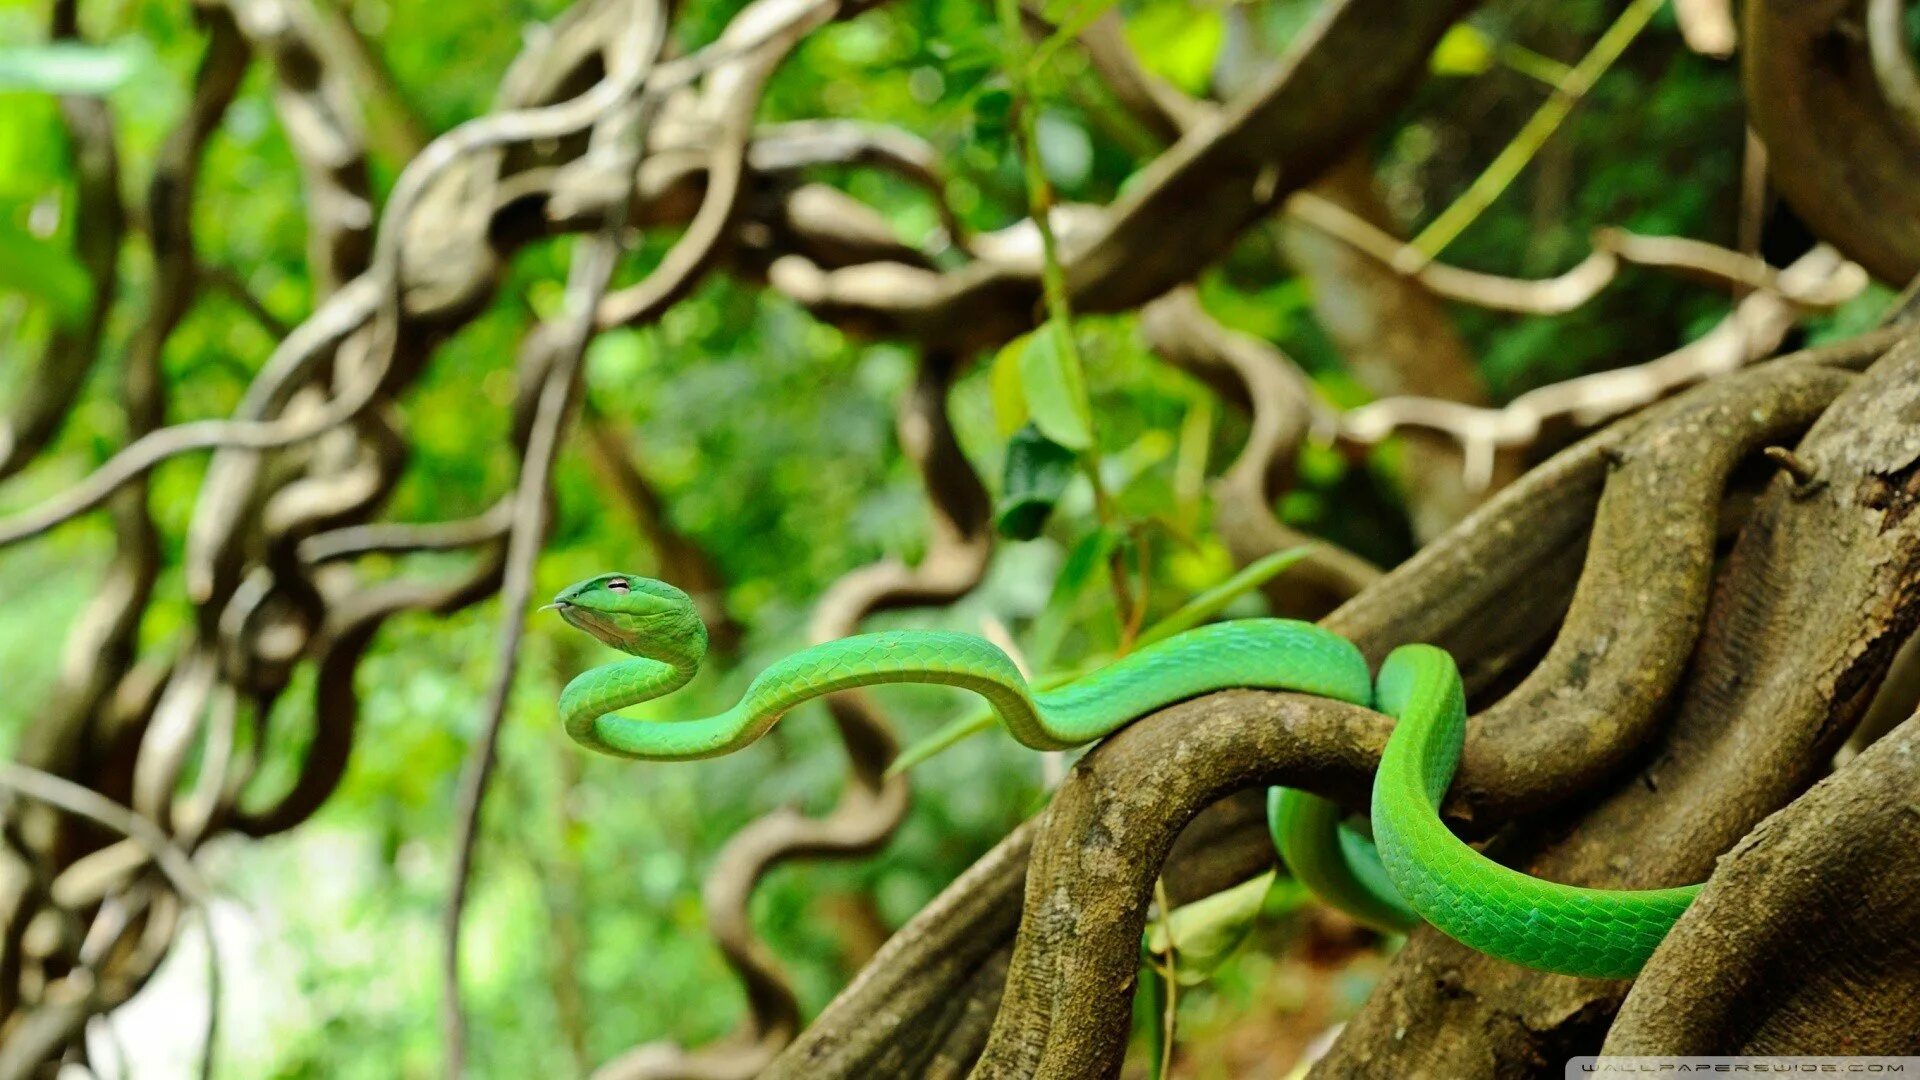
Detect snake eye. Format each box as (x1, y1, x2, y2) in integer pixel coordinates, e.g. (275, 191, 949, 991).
(605, 578, 630, 593)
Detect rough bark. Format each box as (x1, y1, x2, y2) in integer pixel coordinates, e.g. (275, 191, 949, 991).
(1605, 711, 1920, 1053)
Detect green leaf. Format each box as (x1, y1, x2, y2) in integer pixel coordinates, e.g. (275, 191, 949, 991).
(1017, 321, 1093, 451)
(1049, 523, 1118, 604)
(886, 710, 997, 776)
(1123, 5, 1224, 96)
(968, 86, 1013, 153)
(0, 217, 90, 322)
(989, 334, 1031, 437)
(1136, 959, 1171, 1080)
(1135, 546, 1313, 648)
(1430, 24, 1495, 76)
(1144, 871, 1275, 985)
(0, 42, 140, 95)
(994, 422, 1077, 540)
(1026, 524, 1120, 668)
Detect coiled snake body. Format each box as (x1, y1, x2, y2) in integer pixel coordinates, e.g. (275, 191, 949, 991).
(551, 573, 1699, 978)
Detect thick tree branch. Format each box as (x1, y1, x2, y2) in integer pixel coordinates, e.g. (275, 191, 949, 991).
(1745, 0, 1920, 284)
(770, 0, 1475, 352)
(1319, 327, 1920, 1077)
(1605, 710, 1920, 1052)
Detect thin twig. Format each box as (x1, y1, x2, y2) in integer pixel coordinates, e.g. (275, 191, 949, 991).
(1000, 0, 1144, 645)
(1287, 191, 1864, 314)
(200, 264, 293, 338)
(441, 4, 666, 1073)
(298, 500, 514, 564)
(440, 249, 618, 1080)
(1410, 0, 1665, 260)
(1153, 876, 1178, 1078)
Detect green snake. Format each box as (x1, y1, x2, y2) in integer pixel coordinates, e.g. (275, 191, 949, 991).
(550, 572, 1699, 978)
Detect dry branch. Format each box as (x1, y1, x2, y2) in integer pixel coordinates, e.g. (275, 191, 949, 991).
(769, 0, 1475, 352)
(1285, 193, 1868, 315)
(1337, 247, 1870, 488)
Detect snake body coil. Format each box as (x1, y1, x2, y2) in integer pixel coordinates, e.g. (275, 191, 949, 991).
(552, 572, 1702, 978)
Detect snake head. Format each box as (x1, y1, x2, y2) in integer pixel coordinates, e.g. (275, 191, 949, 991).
(547, 574, 708, 666)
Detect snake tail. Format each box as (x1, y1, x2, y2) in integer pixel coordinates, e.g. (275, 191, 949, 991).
(1268, 786, 1418, 933)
